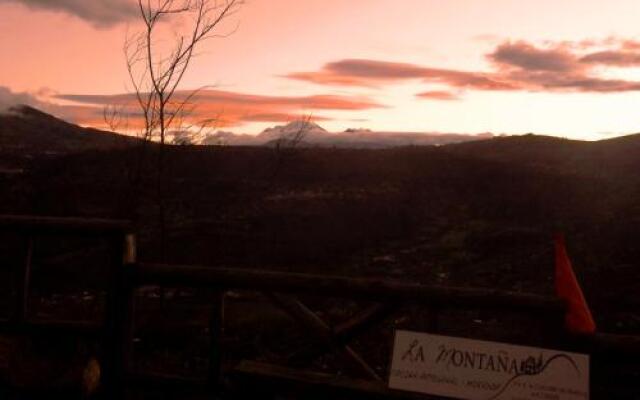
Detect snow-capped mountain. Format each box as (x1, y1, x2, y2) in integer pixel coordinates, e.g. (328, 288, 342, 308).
(201, 120, 493, 148)
(256, 120, 328, 142)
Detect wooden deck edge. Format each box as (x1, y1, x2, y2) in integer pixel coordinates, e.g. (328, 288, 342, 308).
(0, 319, 102, 336)
(230, 360, 441, 399)
(0, 215, 132, 234)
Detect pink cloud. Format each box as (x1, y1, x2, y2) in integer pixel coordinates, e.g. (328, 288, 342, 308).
(286, 59, 518, 91)
(3, 0, 137, 28)
(487, 41, 582, 73)
(287, 38, 640, 95)
(580, 50, 640, 67)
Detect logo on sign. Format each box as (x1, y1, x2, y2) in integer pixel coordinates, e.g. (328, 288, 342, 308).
(401, 339, 426, 363)
(389, 331, 589, 400)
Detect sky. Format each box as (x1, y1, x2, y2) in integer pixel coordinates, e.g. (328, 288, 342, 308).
(2, 0, 640, 139)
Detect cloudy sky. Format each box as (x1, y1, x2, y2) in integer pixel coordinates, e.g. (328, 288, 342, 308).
(3, 0, 640, 139)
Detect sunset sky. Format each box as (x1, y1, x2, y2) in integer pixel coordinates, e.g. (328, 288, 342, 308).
(3, 0, 640, 139)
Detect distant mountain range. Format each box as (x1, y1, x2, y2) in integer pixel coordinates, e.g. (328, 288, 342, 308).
(2, 104, 640, 175)
(201, 120, 494, 148)
(1, 106, 495, 153)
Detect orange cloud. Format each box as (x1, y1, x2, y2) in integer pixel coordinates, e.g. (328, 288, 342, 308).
(416, 91, 461, 101)
(54, 88, 384, 128)
(284, 72, 377, 87)
(238, 113, 332, 123)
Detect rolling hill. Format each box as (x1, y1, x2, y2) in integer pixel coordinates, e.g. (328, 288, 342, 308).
(0, 105, 138, 172)
(444, 132, 640, 180)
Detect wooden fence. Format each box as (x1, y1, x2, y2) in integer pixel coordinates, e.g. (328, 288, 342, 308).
(1, 215, 639, 398)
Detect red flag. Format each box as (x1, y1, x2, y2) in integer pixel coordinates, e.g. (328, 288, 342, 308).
(555, 234, 596, 334)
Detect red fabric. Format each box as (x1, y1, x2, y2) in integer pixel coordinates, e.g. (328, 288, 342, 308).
(555, 234, 596, 334)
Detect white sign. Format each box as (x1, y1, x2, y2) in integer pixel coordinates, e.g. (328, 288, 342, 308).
(389, 331, 589, 400)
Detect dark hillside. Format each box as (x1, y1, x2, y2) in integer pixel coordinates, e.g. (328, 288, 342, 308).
(0, 105, 138, 170)
(445, 133, 640, 179)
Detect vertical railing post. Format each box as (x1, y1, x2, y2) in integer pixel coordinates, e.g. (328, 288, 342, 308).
(122, 233, 137, 375)
(13, 234, 33, 324)
(103, 231, 134, 398)
(209, 290, 225, 389)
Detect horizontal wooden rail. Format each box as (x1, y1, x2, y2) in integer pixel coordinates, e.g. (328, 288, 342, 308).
(0, 215, 131, 234)
(567, 333, 640, 360)
(125, 370, 209, 391)
(133, 263, 565, 314)
(0, 319, 102, 336)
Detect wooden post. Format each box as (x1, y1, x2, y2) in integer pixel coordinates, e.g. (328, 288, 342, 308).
(209, 290, 225, 389)
(13, 235, 33, 323)
(103, 232, 129, 398)
(123, 233, 137, 265)
(122, 234, 137, 376)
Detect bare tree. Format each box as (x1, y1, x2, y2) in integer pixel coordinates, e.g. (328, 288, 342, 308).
(122, 0, 242, 260)
(125, 0, 242, 145)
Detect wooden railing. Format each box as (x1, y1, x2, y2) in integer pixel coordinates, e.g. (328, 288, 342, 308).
(1, 214, 639, 398)
(0, 215, 131, 397)
(125, 263, 567, 388)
